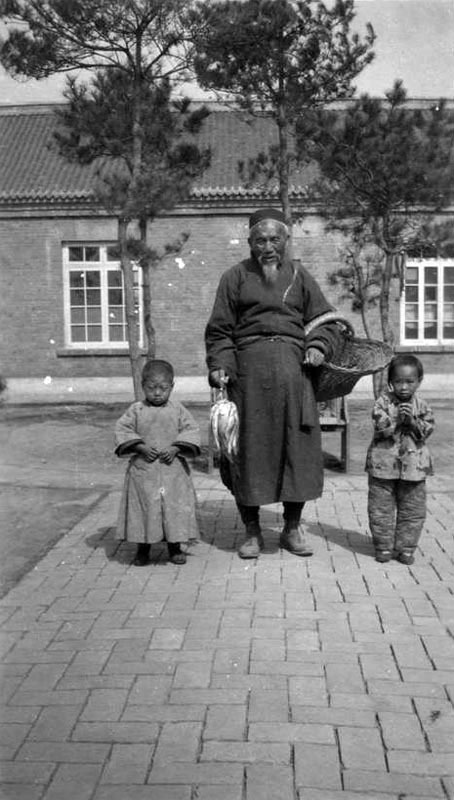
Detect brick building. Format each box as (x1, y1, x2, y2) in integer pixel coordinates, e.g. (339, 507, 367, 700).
(0, 103, 453, 381)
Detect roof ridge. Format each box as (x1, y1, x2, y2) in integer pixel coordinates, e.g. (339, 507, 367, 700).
(0, 103, 66, 116)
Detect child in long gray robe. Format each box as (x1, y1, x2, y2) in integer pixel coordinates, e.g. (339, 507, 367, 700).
(115, 359, 200, 566)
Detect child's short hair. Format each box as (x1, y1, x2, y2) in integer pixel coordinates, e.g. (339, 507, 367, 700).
(142, 359, 174, 384)
(388, 354, 424, 383)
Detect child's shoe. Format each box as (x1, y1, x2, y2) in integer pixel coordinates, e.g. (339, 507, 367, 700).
(396, 551, 415, 565)
(168, 543, 187, 565)
(134, 543, 150, 566)
(375, 550, 392, 563)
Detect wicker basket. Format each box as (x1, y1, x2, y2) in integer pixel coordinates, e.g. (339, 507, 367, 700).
(304, 312, 394, 402)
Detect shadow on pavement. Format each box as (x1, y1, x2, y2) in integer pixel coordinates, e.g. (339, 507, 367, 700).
(85, 525, 131, 564)
(196, 501, 375, 559)
(85, 525, 176, 567)
(306, 520, 374, 557)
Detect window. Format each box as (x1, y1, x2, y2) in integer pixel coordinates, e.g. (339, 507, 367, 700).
(401, 260, 454, 344)
(63, 244, 142, 348)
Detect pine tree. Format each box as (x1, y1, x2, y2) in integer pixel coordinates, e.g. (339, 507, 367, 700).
(298, 81, 454, 374)
(188, 0, 374, 225)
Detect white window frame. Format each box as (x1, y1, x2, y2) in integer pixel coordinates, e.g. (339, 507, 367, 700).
(62, 243, 143, 349)
(401, 258, 454, 345)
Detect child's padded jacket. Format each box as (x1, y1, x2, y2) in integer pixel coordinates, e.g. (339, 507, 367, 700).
(365, 391, 434, 481)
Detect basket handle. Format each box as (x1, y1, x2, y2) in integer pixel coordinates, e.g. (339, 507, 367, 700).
(304, 311, 354, 338)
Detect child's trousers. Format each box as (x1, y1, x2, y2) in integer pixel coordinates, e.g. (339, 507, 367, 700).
(368, 476, 426, 555)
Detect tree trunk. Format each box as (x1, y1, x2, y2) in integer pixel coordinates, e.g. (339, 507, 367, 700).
(352, 258, 373, 339)
(119, 217, 143, 399)
(277, 92, 292, 228)
(359, 304, 372, 339)
(139, 217, 156, 360)
(372, 370, 385, 399)
(142, 263, 156, 360)
(380, 251, 396, 348)
(372, 249, 396, 398)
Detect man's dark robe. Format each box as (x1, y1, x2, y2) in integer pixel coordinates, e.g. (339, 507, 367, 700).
(205, 257, 340, 506)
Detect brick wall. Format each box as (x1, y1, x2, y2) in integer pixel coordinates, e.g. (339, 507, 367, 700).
(0, 207, 429, 380)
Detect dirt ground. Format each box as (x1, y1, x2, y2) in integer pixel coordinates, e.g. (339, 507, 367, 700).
(1, 397, 452, 596)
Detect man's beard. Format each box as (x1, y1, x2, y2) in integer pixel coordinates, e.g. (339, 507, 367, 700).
(260, 259, 280, 285)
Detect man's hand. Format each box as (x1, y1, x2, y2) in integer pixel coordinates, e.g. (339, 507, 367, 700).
(209, 369, 229, 388)
(135, 443, 159, 462)
(159, 445, 179, 464)
(304, 347, 325, 367)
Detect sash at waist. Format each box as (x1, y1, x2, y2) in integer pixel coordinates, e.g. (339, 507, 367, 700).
(235, 334, 305, 351)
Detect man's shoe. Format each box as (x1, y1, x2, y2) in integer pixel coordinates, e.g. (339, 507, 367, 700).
(238, 534, 264, 559)
(396, 551, 415, 565)
(375, 550, 392, 563)
(280, 526, 313, 557)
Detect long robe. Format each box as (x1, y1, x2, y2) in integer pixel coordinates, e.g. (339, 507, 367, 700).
(115, 398, 200, 544)
(205, 257, 340, 506)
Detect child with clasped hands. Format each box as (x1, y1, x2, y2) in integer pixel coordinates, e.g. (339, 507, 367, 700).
(365, 354, 435, 565)
(115, 359, 200, 566)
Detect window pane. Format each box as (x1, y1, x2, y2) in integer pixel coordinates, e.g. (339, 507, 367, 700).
(424, 286, 437, 301)
(424, 266, 438, 284)
(69, 271, 84, 287)
(405, 323, 418, 339)
(424, 304, 437, 322)
(70, 307, 85, 324)
(70, 288, 85, 306)
(108, 270, 122, 286)
(86, 290, 101, 305)
(84, 246, 100, 262)
(444, 285, 454, 302)
(87, 326, 102, 341)
(109, 325, 126, 341)
(423, 323, 437, 339)
(108, 289, 123, 306)
(87, 307, 101, 324)
(405, 304, 418, 322)
(406, 286, 418, 302)
(71, 326, 86, 342)
(86, 271, 100, 287)
(443, 323, 454, 338)
(406, 267, 418, 283)
(107, 246, 119, 261)
(68, 246, 83, 261)
(444, 267, 454, 283)
(109, 308, 124, 323)
(443, 303, 454, 320)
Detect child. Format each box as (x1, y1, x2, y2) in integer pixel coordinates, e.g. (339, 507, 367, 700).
(115, 359, 200, 566)
(366, 354, 435, 565)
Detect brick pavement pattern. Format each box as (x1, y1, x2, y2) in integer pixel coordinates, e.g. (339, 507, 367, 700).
(1, 472, 453, 799)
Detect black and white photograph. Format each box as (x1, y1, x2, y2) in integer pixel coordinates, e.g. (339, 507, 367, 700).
(0, 1, 453, 798)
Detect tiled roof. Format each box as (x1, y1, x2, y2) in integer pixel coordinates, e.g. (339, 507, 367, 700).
(0, 104, 315, 206)
(0, 108, 100, 204)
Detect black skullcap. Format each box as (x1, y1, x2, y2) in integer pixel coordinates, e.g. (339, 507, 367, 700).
(249, 207, 286, 228)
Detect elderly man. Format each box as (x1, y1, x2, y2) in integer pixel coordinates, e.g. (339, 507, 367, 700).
(205, 207, 340, 558)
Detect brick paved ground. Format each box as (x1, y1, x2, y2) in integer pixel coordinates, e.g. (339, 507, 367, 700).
(0, 468, 453, 800)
